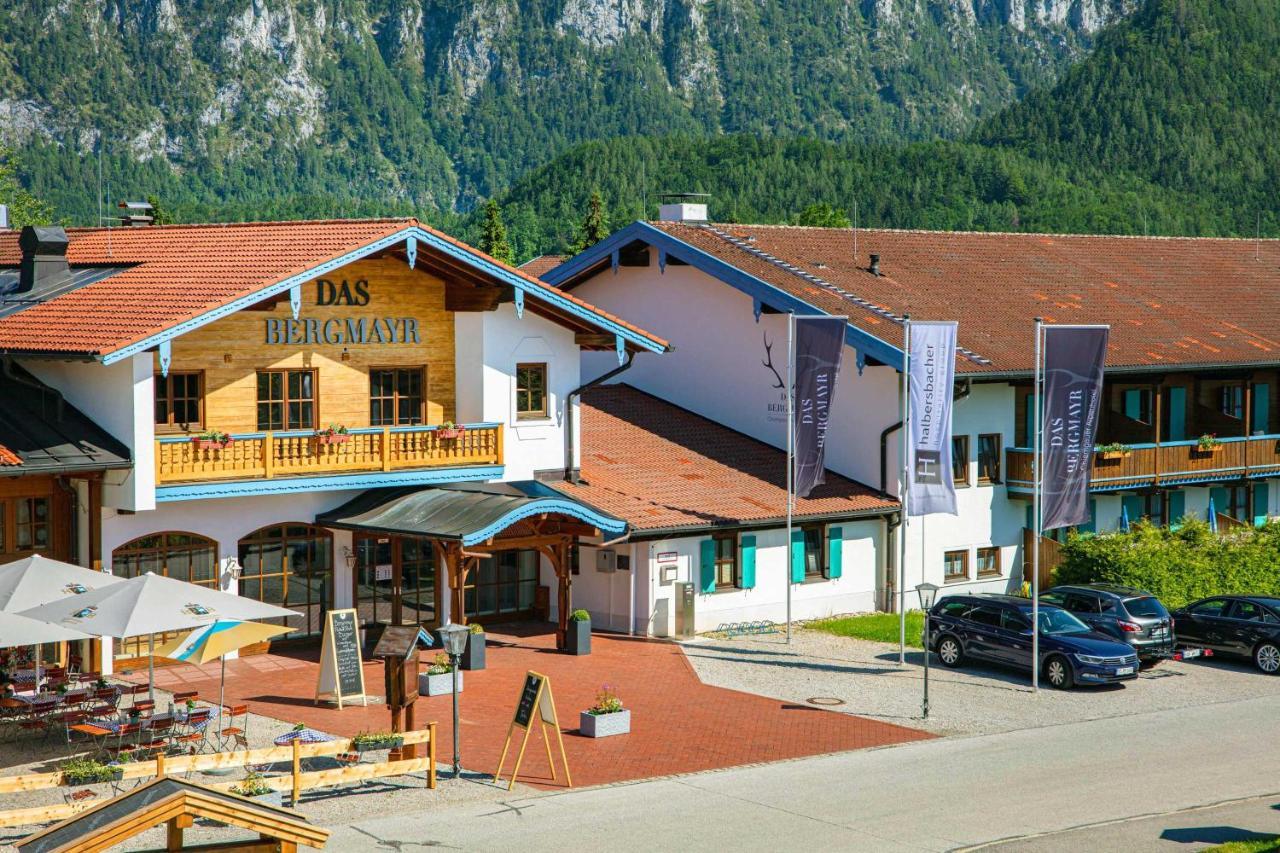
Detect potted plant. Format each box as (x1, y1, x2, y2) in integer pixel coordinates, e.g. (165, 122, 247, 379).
(191, 429, 234, 450)
(314, 424, 350, 446)
(60, 757, 124, 786)
(352, 730, 404, 752)
(567, 609, 591, 656)
(230, 771, 283, 807)
(436, 421, 465, 440)
(1197, 433, 1223, 454)
(579, 684, 629, 738)
(461, 623, 486, 671)
(94, 676, 109, 690)
(418, 652, 462, 697)
(1095, 442, 1132, 460)
(184, 698, 198, 713)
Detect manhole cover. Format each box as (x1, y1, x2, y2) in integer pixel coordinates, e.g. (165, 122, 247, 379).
(806, 696, 845, 707)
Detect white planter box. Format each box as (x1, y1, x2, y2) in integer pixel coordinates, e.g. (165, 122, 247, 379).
(579, 709, 630, 738)
(419, 670, 463, 697)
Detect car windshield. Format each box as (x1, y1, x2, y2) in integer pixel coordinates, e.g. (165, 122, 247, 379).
(1123, 596, 1167, 618)
(1036, 609, 1091, 635)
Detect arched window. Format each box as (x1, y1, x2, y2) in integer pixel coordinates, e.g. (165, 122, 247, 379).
(111, 532, 218, 661)
(238, 524, 333, 638)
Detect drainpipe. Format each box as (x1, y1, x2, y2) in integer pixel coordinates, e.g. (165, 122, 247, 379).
(564, 351, 637, 483)
(880, 379, 972, 496)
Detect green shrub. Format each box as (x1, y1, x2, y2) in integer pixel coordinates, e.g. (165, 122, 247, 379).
(570, 609, 590, 622)
(1055, 519, 1280, 608)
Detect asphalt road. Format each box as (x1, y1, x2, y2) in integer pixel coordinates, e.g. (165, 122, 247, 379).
(330, 691, 1280, 852)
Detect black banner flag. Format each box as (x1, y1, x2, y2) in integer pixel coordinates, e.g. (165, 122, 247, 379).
(793, 317, 846, 499)
(1041, 326, 1109, 531)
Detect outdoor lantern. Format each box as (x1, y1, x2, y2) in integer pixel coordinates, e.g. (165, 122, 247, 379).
(915, 582, 939, 612)
(915, 582, 939, 720)
(438, 622, 468, 657)
(437, 621, 469, 779)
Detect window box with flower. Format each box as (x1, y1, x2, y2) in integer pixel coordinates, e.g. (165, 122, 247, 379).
(579, 684, 629, 738)
(1195, 433, 1224, 454)
(436, 421, 466, 440)
(190, 429, 234, 450)
(314, 424, 350, 446)
(1095, 442, 1132, 461)
(418, 652, 463, 697)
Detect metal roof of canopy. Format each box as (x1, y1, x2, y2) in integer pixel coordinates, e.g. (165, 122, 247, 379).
(316, 481, 627, 546)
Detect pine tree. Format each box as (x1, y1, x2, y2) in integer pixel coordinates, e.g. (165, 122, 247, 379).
(0, 144, 52, 227)
(572, 189, 610, 254)
(478, 199, 514, 264)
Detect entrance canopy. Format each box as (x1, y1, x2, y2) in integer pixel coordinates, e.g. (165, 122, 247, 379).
(317, 481, 626, 545)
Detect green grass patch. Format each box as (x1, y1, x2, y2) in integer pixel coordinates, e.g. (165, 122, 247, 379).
(1203, 839, 1280, 853)
(809, 611, 926, 647)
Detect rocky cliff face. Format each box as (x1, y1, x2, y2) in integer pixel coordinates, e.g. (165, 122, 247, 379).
(0, 0, 1137, 218)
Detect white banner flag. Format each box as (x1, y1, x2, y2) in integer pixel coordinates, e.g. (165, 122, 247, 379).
(908, 321, 958, 516)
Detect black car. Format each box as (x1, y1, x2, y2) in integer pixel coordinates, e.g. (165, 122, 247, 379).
(926, 593, 1139, 689)
(1171, 596, 1280, 674)
(1040, 584, 1175, 665)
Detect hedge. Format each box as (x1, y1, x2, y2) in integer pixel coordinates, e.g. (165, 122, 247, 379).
(1054, 519, 1280, 609)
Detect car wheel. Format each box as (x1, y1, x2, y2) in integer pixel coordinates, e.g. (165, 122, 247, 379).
(1254, 642, 1280, 674)
(937, 635, 963, 668)
(1044, 655, 1074, 690)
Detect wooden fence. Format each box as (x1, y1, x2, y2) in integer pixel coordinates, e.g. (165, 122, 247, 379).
(0, 725, 435, 829)
(1022, 528, 1064, 590)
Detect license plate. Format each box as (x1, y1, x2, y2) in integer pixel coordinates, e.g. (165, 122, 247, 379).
(1180, 649, 1203, 659)
(1151, 628, 1168, 638)
(1115, 666, 1134, 675)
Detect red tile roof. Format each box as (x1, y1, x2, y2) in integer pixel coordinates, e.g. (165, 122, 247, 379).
(0, 444, 20, 466)
(519, 255, 566, 278)
(0, 219, 666, 357)
(553, 384, 896, 533)
(648, 222, 1280, 374)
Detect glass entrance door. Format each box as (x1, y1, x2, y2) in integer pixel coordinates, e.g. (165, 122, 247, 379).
(354, 535, 395, 628)
(354, 535, 439, 628)
(464, 549, 539, 620)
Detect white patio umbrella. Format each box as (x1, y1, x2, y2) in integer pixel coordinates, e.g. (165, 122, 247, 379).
(0, 554, 124, 687)
(0, 611, 92, 650)
(19, 572, 296, 701)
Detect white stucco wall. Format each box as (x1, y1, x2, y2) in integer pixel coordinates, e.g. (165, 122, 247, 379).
(24, 354, 155, 511)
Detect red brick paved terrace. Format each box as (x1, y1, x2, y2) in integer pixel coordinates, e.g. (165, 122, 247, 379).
(123, 627, 930, 789)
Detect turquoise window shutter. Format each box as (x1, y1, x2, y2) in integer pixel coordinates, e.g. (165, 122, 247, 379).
(826, 527, 843, 579)
(1168, 387, 1187, 441)
(1124, 389, 1141, 421)
(1168, 491, 1186, 528)
(1122, 495, 1143, 525)
(1253, 384, 1270, 435)
(699, 539, 716, 593)
(1254, 483, 1270, 527)
(1079, 499, 1097, 534)
(1025, 503, 1034, 532)
(790, 529, 805, 584)
(740, 535, 757, 589)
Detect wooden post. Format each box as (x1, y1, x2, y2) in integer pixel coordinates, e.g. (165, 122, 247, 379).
(291, 739, 301, 807)
(166, 814, 192, 850)
(382, 427, 393, 471)
(156, 753, 166, 779)
(427, 721, 437, 790)
(264, 432, 274, 479)
(403, 701, 417, 761)
(555, 539, 570, 652)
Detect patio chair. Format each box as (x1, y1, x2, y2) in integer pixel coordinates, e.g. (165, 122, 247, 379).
(55, 710, 89, 748)
(18, 698, 58, 741)
(173, 708, 214, 756)
(104, 721, 144, 762)
(130, 699, 156, 719)
(88, 687, 121, 719)
(137, 716, 175, 757)
(171, 690, 199, 705)
(219, 704, 250, 752)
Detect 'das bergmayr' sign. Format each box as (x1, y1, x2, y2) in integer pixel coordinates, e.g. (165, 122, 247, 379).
(264, 278, 422, 345)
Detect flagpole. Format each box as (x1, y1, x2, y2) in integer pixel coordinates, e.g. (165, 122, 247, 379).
(786, 310, 795, 645)
(898, 314, 911, 666)
(1032, 318, 1044, 693)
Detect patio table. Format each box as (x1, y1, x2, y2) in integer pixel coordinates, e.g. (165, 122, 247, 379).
(68, 722, 114, 755)
(273, 728, 337, 772)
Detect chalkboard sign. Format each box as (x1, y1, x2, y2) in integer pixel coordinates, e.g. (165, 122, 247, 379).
(315, 608, 367, 708)
(514, 673, 543, 728)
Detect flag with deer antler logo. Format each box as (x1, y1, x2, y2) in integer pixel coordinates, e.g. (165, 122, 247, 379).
(793, 317, 846, 498)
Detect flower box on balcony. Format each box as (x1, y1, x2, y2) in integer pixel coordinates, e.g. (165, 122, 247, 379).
(1097, 451, 1131, 461)
(436, 423, 466, 440)
(191, 437, 234, 451)
(314, 433, 350, 446)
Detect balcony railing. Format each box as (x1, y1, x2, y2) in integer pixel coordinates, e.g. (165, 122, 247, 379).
(156, 423, 503, 485)
(1006, 434, 1280, 492)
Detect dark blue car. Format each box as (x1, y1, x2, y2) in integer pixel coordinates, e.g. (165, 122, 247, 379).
(926, 593, 1140, 689)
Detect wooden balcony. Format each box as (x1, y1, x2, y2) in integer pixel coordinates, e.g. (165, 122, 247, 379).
(1006, 434, 1280, 493)
(156, 423, 503, 486)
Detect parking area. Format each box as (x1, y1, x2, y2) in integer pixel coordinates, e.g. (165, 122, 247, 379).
(682, 627, 1280, 737)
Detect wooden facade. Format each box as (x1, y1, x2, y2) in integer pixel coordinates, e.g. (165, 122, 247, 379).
(158, 257, 457, 433)
(0, 476, 74, 564)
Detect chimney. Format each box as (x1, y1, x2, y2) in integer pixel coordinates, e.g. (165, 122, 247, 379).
(657, 192, 710, 223)
(117, 199, 154, 227)
(869, 253, 880, 276)
(18, 225, 71, 295)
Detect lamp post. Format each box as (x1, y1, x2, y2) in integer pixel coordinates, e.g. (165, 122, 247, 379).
(915, 582, 939, 720)
(437, 622, 469, 779)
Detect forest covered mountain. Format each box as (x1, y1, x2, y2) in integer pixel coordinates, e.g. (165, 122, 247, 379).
(0, 0, 1132, 222)
(469, 0, 1280, 256)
